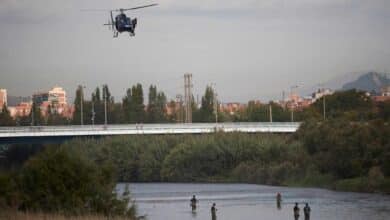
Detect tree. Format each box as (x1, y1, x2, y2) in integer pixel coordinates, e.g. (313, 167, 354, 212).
(72, 85, 84, 125)
(102, 84, 114, 104)
(122, 84, 145, 123)
(0, 104, 15, 126)
(17, 147, 136, 217)
(270, 102, 290, 122)
(102, 84, 115, 124)
(146, 85, 158, 123)
(46, 105, 69, 125)
(29, 102, 44, 126)
(245, 101, 267, 122)
(310, 89, 373, 121)
(122, 88, 133, 123)
(131, 84, 145, 123)
(147, 85, 167, 123)
(92, 87, 101, 102)
(156, 91, 167, 122)
(197, 86, 216, 122)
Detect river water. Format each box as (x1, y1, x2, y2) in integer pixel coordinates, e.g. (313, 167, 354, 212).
(117, 183, 390, 220)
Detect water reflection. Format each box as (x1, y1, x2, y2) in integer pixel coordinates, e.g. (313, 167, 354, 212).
(191, 210, 197, 218)
(276, 201, 281, 210)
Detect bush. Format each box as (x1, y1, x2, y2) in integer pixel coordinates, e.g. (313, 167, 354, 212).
(16, 147, 135, 217)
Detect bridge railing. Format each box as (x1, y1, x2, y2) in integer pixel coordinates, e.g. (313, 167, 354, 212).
(0, 122, 301, 138)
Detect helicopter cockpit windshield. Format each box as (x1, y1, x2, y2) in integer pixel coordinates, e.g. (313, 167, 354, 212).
(115, 13, 132, 32)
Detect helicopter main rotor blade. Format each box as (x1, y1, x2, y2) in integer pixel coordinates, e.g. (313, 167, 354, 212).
(80, 9, 108, 12)
(115, 4, 158, 12)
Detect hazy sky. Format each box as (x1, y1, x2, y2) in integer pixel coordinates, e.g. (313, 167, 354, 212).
(0, 0, 389, 103)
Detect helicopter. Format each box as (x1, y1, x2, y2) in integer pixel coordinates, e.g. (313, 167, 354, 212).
(102, 4, 158, 38)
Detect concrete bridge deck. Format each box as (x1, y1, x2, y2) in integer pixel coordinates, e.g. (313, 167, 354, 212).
(0, 122, 301, 138)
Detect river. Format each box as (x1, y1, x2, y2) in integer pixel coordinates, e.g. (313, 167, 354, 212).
(116, 183, 390, 220)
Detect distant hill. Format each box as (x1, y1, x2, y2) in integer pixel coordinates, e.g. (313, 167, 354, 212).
(341, 72, 390, 93)
(298, 71, 389, 97)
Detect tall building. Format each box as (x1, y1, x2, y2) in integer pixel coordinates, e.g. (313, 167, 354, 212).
(0, 89, 7, 110)
(48, 86, 67, 105)
(8, 102, 32, 118)
(32, 92, 49, 105)
(31, 86, 69, 117)
(33, 86, 67, 107)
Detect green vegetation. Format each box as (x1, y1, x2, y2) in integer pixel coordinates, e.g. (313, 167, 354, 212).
(58, 134, 306, 185)
(0, 104, 15, 126)
(0, 89, 389, 217)
(58, 90, 390, 193)
(0, 147, 136, 218)
(52, 119, 388, 193)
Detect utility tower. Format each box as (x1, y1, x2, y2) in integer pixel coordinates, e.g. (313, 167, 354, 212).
(176, 94, 184, 123)
(184, 73, 193, 123)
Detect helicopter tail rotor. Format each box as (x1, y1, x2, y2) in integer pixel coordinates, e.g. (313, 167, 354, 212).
(132, 18, 137, 29)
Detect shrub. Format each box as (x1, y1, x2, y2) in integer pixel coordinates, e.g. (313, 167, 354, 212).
(17, 147, 135, 217)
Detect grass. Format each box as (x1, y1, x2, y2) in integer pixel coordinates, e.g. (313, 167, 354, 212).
(0, 210, 137, 220)
(333, 177, 390, 194)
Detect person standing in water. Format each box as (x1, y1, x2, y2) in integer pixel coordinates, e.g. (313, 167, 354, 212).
(190, 195, 198, 211)
(276, 192, 282, 209)
(293, 203, 300, 220)
(211, 203, 217, 220)
(303, 203, 311, 220)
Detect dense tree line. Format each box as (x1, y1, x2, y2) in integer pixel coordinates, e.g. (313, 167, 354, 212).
(1, 86, 389, 126)
(58, 133, 307, 185)
(41, 122, 386, 193)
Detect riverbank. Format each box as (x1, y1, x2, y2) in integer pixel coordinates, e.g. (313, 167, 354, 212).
(54, 123, 390, 195)
(0, 210, 136, 220)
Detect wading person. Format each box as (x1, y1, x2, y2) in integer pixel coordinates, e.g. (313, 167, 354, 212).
(190, 195, 198, 211)
(276, 192, 282, 209)
(293, 203, 300, 220)
(303, 203, 311, 220)
(211, 203, 217, 220)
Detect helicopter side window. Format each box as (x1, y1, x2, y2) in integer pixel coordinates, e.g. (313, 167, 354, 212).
(120, 14, 127, 25)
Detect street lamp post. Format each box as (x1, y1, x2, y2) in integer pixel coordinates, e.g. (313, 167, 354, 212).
(103, 85, 108, 126)
(318, 83, 326, 121)
(91, 101, 95, 125)
(31, 100, 34, 126)
(323, 92, 326, 120)
(80, 85, 85, 125)
(211, 83, 218, 124)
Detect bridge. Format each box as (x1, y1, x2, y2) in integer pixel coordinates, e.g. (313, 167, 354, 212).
(0, 122, 301, 144)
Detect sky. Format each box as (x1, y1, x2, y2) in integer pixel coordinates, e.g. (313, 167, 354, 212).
(0, 0, 389, 103)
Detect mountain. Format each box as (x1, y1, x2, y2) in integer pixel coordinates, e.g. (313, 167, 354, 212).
(297, 71, 389, 98)
(299, 71, 367, 97)
(341, 72, 390, 93)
